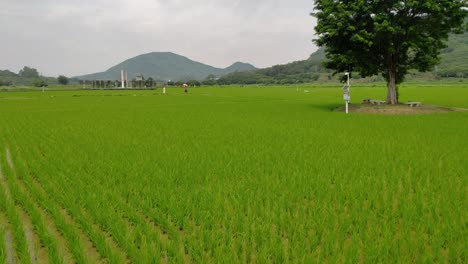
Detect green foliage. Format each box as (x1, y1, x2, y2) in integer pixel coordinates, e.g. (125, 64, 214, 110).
(57, 75, 69, 85)
(313, 0, 467, 102)
(0, 79, 9, 86)
(31, 78, 48, 87)
(0, 69, 17, 77)
(203, 74, 217, 85)
(18, 66, 39, 78)
(145, 77, 154, 87)
(217, 49, 328, 85)
(314, 0, 467, 81)
(186, 80, 201, 87)
(0, 67, 58, 86)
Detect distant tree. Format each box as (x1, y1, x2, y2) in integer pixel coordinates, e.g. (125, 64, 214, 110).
(0, 70, 18, 77)
(19, 66, 40, 78)
(313, 0, 467, 104)
(205, 74, 216, 81)
(187, 80, 201, 87)
(202, 74, 217, 85)
(57, 75, 69, 85)
(145, 77, 154, 88)
(202, 79, 216, 85)
(32, 78, 47, 87)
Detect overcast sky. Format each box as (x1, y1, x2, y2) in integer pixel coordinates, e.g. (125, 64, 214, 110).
(0, 0, 317, 77)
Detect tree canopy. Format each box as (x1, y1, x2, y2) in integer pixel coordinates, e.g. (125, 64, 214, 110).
(19, 66, 40, 78)
(57, 75, 69, 85)
(313, 0, 467, 103)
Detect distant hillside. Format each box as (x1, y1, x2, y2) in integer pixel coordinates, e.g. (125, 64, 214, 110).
(75, 52, 256, 81)
(437, 32, 468, 77)
(218, 32, 468, 84)
(217, 48, 331, 84)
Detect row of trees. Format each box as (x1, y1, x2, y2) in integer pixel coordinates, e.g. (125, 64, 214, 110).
(0, 66, 70, 87)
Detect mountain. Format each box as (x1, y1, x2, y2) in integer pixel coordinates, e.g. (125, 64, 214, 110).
(222, 62, 257, 73)
(75, 52, 256, 81)
(218, 31, 468, 84)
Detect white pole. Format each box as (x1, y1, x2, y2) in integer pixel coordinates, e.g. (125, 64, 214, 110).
(121, 70, 125, 88)
(347, 73, 350, 103)
(163, 86, 166, 94)
(346, 100, 348, 114)
(125, 71, 128, 89)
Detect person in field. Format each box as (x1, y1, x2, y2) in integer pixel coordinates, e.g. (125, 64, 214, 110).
(183, 83, 188, 93)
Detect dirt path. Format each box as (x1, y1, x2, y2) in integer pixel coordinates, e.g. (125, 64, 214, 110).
(0, 213, 17, 264)
(17, 208, 45, 264)
(5, 148, 14, 171)
(0, 164, 11, 200)
(0, 157, 16, 264)
(451, 107, 468, 112)
(4, 230, 16, 264)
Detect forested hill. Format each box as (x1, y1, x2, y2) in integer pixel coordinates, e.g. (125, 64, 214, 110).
(218, 32, 468, 84)
(75, 52, 256, 81)
(217, 48, 330, 85)
(437, 32, 468, 77)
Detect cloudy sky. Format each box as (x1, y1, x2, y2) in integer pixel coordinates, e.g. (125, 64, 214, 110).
(0, 0, 317, 77)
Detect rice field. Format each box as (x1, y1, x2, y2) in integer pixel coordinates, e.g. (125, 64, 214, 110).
(0, 83, 466, 263)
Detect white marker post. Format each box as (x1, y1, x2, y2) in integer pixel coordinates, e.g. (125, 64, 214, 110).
(343, 72, 351, 114)
(121, 70, 125, 88)
(125, 71, 128, 89)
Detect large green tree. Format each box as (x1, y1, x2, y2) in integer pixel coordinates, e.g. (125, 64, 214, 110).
(313, 0, 467, 104)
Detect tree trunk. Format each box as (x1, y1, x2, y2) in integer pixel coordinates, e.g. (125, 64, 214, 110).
(386, 67, 398, 104)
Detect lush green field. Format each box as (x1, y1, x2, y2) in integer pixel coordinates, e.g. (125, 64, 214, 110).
(0, 83, 466, 263)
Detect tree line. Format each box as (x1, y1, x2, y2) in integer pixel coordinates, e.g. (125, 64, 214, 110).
(0, 66, 70, 87)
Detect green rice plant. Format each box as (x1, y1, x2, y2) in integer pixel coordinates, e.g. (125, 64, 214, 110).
(0, 82, 466, 262)
(9, 142, 92, 264)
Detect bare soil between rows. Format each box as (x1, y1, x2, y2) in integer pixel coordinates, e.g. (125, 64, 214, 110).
(334, 103, 468, 114)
